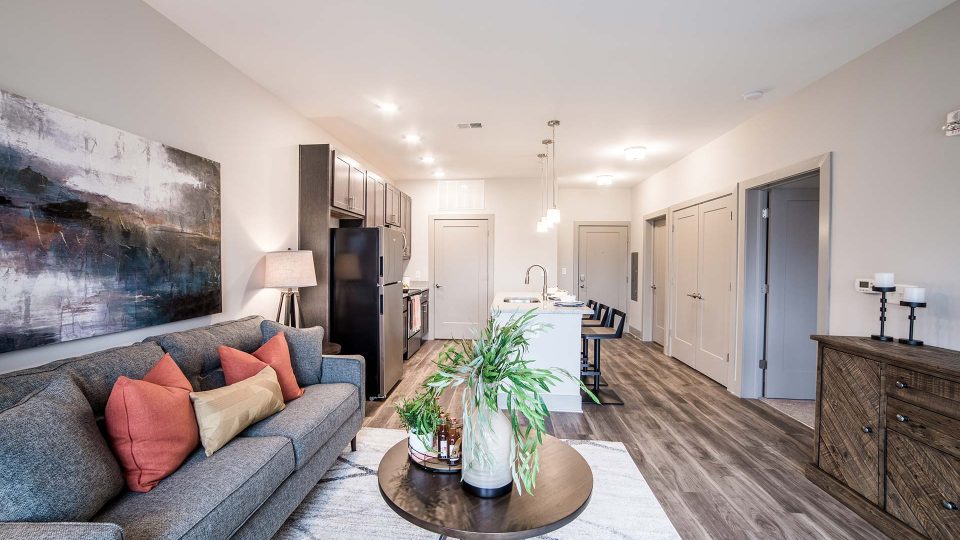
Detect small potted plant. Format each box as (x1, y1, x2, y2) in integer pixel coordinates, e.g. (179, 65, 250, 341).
(394, 390, 442, 457)
(425, 310, 598, 497)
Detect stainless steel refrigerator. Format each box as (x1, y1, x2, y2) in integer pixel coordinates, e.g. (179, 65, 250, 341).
(330, 227, 405, 400)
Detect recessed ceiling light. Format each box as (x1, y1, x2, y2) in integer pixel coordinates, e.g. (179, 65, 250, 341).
(742, 90, 765, 101)
(597, 175, 614, 186)
(433, 170, 445, 178)
(402, 134, 421, 143)
(420, 155, 436, 164)
(378, 102, 399, 113)
(624, 146, 646, 161)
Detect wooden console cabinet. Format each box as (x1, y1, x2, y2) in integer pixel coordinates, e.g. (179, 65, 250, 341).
(808, 336, 960, 539)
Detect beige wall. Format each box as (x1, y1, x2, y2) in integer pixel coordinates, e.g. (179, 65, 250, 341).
(0, 0, 382, 372)
(398, 178, 558, 295)
(556, 188, 633, 294)
(629, 2, 960, 350)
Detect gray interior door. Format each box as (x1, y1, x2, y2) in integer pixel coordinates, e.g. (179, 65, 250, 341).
(764, 186, 819, 399)
(577, 225, 629, 314)
(433, 219, 490, 339)
(652, 217, 667, 345)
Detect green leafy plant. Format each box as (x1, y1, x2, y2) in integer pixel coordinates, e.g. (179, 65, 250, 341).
(394, 390, 442, 444)
(424, 310, 598, 495)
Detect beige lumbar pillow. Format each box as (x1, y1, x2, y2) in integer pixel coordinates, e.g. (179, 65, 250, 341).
(189, 366, 285, 456)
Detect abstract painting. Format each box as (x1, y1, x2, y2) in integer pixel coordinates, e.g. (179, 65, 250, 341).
(0, 90, 221, 353)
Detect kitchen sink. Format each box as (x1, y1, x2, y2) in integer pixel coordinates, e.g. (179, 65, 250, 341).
(502, 296, 541, 303)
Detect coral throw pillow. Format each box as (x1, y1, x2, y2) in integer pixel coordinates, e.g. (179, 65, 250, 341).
(105, 354, 199, 492)
(219, 333, 303, 401)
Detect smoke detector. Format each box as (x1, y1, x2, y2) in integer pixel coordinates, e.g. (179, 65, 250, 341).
(944, 109, 960, 137)
(457, 122, 483, 129)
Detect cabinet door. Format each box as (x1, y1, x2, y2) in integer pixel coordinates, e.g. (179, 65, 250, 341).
(375, 180, 386, 226)
(401, 192, 411, 259)
(349, 167, 366, 215)
(331, 156, 351, 211)
(886, 431, 960, 539)
(817, 347, 881, 504)
(385, 184, 401, 226)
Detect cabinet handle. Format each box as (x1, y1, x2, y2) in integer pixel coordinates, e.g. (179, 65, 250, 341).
(895, 380, 909, 389)
(862, 426, 873, 433)
(943, 501, 958, 511)
(895, 413, 909, 423)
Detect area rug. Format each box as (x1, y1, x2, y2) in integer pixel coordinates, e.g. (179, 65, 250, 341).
(276, 427, 679, 539)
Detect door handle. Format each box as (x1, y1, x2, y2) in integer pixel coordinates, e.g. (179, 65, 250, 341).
(686, 293, 698, 298)
(435, 283, 442, 288)
(651, 285, 657, 290)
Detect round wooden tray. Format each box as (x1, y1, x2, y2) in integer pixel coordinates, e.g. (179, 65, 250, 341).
(408, 443, 462, 474)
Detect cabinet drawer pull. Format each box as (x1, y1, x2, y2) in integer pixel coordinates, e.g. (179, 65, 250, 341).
(943, 501, 958, 511)
(895, 380, 909, 389)
(862, 426, 873, 433)
(895, 413, 909, 423)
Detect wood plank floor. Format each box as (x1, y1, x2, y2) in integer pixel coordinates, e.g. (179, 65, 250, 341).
(364, 335, 889, 539)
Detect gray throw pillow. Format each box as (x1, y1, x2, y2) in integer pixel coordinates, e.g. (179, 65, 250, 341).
(0, 377, 124, 522)
(260, 320, 324, 384)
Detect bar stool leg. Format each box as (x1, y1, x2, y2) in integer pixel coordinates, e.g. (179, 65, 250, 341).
(593, 339, 601, 393)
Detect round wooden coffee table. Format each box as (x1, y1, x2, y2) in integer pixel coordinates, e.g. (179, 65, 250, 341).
(377, 435, 592, 539)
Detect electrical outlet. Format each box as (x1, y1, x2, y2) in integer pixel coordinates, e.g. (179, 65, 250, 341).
(561, 267, 567, 275)
(415, 270, 422, 279)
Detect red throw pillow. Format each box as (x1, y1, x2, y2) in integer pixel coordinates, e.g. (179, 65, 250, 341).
(220, 333, 303, 402)
(105, 354, 199, 492)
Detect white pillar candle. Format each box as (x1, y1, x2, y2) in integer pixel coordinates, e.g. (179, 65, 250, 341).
(874, 273, 895, 288)
(903, 287, 926, 303)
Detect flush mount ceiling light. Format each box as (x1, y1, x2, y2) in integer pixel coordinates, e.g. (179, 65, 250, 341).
(597, 175, 614, 186)
(624, 146, 647, 161)
(742, 90, 765, 101)
(433, 170, 445, 178)
(377, 102, 399, 113)
(402, 134, 421, 143)
(420, 155, 436, 164)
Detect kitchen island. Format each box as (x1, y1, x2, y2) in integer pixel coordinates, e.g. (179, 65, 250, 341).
(491, 292, 593, 413)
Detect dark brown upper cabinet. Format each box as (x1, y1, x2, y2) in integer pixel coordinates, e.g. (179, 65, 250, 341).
(331, 156, 351, 212)
(385, 183, 401, 226)
(349, 166, 366, 214)
(365, 177, 386, 227)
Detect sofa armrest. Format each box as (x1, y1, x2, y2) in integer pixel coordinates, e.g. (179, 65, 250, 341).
(0, 522, 123, 540)
(320, 355, 365, 414)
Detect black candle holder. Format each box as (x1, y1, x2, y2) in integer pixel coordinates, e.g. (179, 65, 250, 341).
(898, 301, 927, 346)
(871, 286, 896, 342)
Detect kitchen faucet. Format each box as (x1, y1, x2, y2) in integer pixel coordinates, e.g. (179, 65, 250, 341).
(524, 264, 549, 301)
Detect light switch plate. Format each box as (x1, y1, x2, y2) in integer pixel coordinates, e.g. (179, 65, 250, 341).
(561, 267, 567, 275)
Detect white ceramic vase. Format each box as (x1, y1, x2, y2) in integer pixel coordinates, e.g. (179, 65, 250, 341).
(461, 407, 514, 497)
(408, 430, 435, 457)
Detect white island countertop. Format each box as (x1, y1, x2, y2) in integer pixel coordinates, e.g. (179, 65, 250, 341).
(490, 291, 590, 413)
(491, 292, 593, 316)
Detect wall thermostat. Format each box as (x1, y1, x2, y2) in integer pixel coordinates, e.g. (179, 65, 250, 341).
(855, 278, 876, 293)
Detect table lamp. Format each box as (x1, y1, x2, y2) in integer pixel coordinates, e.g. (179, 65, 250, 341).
(264, 249, 317, 328)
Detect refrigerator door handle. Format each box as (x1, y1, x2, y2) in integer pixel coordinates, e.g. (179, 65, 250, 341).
(379, 294, 383, 314)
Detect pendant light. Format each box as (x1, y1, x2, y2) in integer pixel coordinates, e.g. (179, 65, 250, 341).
(536, 152, 549, 233)
(545, 120, 561, 224)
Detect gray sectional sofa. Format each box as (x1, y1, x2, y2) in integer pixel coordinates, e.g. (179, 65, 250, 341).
(0, 316, 364, 540)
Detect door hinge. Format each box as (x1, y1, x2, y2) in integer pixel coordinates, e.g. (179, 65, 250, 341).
(759, 358, 768, 369)
(730, 211, 733, 220)
(726, 353, 730, 363)
(761, 283, 769, 294)
(761, 208, 769, 219)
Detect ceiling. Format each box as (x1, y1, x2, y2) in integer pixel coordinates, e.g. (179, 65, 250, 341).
(145, 0, 952, 186)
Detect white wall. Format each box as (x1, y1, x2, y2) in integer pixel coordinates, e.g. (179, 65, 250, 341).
(556, 188, 633, 293)
(630, 3, 960, 351)
(398, 178, 558, 295)
(0, 0, 382, 372)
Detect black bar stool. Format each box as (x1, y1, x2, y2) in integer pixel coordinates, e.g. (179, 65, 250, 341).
(581, 303, 610, 362)
(582, 299, 598, 321)
(581, 308, 626, 405)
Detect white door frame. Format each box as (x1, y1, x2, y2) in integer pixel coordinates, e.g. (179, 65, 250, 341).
(428, 214, 495, 339)
(734, 153, 832, 398)
(573, 221, 631, 320)
(640, 209, 668, 343)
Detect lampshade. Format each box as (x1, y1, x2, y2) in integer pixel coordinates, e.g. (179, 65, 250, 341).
(546, 208, 561, 224)
(264, 250, 317, 288)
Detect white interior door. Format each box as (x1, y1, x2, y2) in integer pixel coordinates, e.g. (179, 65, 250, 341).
(577, 225, 629, 314)
(671, 206, 699, 367)
(696, 195, 735, 386)
(764, 187, 819, 399)
(433, 219, 489, 339)
(652, 218, 667, 345)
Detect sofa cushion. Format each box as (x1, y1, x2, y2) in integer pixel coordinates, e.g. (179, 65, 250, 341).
(242, 383, 358, 470)
(105, 354, 199, 492)
(94, 436, 294, 540)
(220, 333, 303, 401)
(151, 316, 264, 391)
(260, 320, 324, 386)
(0, 377, 124, 522)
